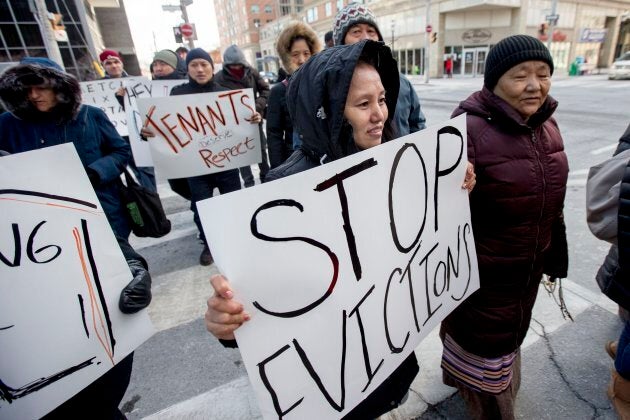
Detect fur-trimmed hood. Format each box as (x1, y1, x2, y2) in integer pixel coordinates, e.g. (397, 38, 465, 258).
(0, 60, 81, 122)
(275, 21, 322, 74)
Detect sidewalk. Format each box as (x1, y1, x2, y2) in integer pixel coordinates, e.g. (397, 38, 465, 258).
(142, 277, 621, 419)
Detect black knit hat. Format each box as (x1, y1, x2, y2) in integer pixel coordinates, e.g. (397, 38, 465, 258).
(186, 48, 213, 67)
(484, 34, 554, 89)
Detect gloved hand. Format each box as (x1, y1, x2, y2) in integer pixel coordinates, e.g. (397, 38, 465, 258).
(119, 259, 152, 314)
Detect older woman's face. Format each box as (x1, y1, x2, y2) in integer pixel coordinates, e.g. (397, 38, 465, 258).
(493, 60, 551, 120)
(28, 86, 57, 112)
(344, 62, 388, 150)
(289, 39, 312, 73)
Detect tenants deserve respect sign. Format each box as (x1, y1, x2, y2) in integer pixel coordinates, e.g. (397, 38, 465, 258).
(199, 115, 480, 419)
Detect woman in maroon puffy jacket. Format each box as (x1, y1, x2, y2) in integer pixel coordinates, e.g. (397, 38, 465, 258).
(440, 35, 569, 419)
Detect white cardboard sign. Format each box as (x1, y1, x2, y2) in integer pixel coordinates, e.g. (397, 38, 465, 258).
(0, 144, 155, 419)
(199, 115, 480, 419)
(136, 88, 262, 179)
(80, 77, 147, 136)
(124, 79, 187, 167)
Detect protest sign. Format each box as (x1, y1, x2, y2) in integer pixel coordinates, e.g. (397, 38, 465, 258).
(80, 77, 147, 136)
(0, 144, 155, 419)
(199, 115, 480, 419)
(124, 79, 187, 167)
(136, 88, 262, 179)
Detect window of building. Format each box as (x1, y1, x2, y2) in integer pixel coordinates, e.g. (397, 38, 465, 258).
(253, 18, 261, 27)
(325, 2, 332, 16)
(306, 7, 318, 22)
(251, 4, 259, 13)
(264, 5, 272, 13)
(337, 0, 343, 12)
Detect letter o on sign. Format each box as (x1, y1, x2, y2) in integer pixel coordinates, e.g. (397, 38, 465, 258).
(180, 23, 194, 38)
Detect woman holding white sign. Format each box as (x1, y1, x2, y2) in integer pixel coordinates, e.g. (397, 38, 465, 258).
(205, 39, 476, 419)
(439, 34, 569, 419)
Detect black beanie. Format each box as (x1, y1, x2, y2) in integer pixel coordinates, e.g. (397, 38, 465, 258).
(186, 48, 213, 67)
(484, 34, 554, 89)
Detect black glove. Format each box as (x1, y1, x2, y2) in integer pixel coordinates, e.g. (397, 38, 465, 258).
(87, 168, 100, 187)
(119, 259, 152, 314)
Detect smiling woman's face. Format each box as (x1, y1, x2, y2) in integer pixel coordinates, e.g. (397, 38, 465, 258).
(493, 60, 551, 121)
(344, 62, 388, 150)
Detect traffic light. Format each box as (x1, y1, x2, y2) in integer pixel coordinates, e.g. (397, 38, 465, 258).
(431, 32, 438, 43)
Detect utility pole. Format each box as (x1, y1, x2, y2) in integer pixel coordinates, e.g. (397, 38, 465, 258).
(180, 0, 195, 49)
(546, 0, 558, 50)
(32, 0, 64, 69)
(391, 20, 395, 53)
(424, 0, 431, 84)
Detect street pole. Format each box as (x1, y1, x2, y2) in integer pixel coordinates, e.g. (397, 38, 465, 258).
(180, 0, 195, 49)
(391, 20, 395, 53)
(32, 0, 65, 69)
(424, 0, 431, 84)
(546, 0, 558, 50)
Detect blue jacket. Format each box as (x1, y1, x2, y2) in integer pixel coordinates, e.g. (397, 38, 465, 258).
(0, 61, 131, 237)
(394, 73, 426, 135)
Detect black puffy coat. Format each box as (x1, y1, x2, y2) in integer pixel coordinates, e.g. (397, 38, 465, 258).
(442, 87, 569, 358)
(596, 123, 630, 307)
(266, 80, 293, 168)
(267, 40, 417, 419)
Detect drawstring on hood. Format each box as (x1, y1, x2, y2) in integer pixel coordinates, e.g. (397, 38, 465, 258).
(286, 39, 399, 163)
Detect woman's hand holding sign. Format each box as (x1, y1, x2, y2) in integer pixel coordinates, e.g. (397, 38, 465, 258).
(245, 111, 262, 124)
(205, 274, 250, 340)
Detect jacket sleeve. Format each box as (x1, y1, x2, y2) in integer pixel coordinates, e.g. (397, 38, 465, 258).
(87, 107, 131, 184)
(407, 82, 426, 133)
(266, 86, 285, 168)
(253, 70, 270, 114)
(543, 212, 569, 278)
(615, 122, 630, 155)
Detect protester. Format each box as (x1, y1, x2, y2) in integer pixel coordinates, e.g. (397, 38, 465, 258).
(0, 57, 132, 239)
(151, 49, 186, 80)
(266, 21, 321, 168)
(333, 3, 426, 136)
(100, 48, 157, 192)
(141, 48, 261, 266)
(324, 30, 334, 48)
(594, 122, 630, 417)
(204, 39, 475, 418)
(440, 34, 569, 419)
(42, 235, 151, 419)
(214, 44, 270, 187)
(176, 46, 189, 60)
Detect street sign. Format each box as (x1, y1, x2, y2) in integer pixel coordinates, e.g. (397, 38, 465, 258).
(546, 14, 559, 24)
(173, 26, 183, 43)
(180, 23, 194, 38)
(426, 24, 433, 33)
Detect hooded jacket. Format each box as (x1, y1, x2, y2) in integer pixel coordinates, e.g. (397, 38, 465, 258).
(442, 87, 569, 358)
(264, 40, 417, 419)
(267, 22, 322, 168)
(0, 61, 131, 238)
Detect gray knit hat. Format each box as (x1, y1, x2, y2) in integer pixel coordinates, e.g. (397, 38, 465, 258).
(223, 44, 248, 66)
(333, 3, 383, 46)
(484, 34, 554, 89)
(152, 49, 178, 70)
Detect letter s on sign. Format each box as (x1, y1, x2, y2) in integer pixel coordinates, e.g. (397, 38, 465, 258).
(250, 199, 340, 318)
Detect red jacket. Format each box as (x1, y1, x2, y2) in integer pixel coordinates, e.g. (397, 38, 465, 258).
(442, 87, 569, 357)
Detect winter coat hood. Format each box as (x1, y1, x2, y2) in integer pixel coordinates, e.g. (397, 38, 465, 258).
(286, 39, 399, 163)
(276, 21, 322, 73)
(0, 60, 81, 122)
(223, 44, 248, 66)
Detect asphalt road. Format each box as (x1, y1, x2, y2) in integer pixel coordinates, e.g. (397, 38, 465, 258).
(121, 74, 630, 419)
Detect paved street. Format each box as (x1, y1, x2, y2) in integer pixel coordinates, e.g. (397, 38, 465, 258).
(121, 74, 630, 419)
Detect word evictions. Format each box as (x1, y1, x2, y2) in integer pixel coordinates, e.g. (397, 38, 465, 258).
(142, 90, 257, 164)
(249, 126, 473, 417)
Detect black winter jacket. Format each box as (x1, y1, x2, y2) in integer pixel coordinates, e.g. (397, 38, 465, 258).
(266, 80, 293, 168)
(267, 40, 417, 420)
(596, 123, 630, 307)
(213, 66, 270, 114)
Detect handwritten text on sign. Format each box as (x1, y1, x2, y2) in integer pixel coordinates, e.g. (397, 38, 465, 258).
(199, 116, 480, 419)
(0, 144, 154, 420)
(80, 77, 148, 136)
(136, 88, 262, 179)
(123, 79, 187, 167)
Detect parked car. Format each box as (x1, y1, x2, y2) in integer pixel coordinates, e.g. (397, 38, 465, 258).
(609, 52, 630, 80)
(260, 71, 278, 85)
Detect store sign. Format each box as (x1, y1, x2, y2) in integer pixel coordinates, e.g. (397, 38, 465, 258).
(462, 29, 491, 44)
(579, 28, 607, 43)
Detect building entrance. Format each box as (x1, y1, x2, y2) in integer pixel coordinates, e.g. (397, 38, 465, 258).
(462, 47, 488, 76)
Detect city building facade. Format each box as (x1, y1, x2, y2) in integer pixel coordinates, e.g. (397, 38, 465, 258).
(0, 0, 139, 80)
